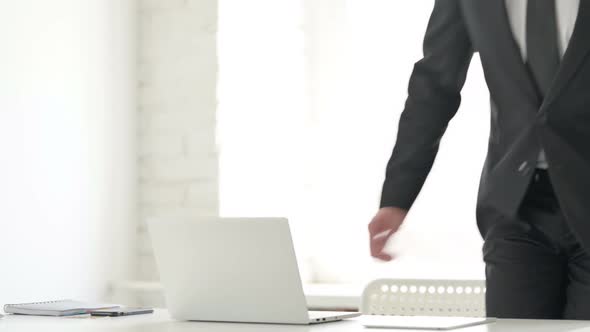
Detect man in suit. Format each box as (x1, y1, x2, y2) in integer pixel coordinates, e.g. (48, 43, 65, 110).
(368, 0, 590, 319)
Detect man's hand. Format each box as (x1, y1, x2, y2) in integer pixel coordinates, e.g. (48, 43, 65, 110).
(368, 207, 408, 261)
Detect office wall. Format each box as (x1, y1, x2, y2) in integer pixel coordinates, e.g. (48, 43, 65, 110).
(0, 0, 137, 303)
(138, 0, 219, 280)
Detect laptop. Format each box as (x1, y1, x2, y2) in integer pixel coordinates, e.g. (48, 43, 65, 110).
(148, 217, 360, 324)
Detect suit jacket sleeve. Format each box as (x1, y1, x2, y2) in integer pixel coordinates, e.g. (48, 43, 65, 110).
(380, 0, 474, 209)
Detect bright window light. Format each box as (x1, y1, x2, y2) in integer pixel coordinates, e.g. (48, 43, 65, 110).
(219, 0, 489, 284)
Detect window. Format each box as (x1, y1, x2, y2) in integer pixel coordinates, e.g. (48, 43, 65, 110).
(219, 0, 489, 284)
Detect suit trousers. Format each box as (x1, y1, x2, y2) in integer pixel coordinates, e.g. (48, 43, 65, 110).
(483, 169, 590, 319)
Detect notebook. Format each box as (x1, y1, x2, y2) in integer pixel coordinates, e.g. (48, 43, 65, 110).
(3, 300, 119, 316)
(361, 315, 496, 330)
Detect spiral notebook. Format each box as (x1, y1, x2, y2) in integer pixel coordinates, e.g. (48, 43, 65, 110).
(4, 300, 119, 316)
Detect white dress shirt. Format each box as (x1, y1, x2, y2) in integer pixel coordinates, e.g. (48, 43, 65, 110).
(504, 0, 580, 169)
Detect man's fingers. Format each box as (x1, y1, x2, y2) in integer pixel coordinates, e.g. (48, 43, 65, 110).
(368, 219, 381, 234)
(368, 220, 399, 237)
(368, 210, 404, 261)
(372, 229, 392, 240)
(368, 217, 390, 234)
(370, 231, 393, 256)
(373, 253, 394, 261)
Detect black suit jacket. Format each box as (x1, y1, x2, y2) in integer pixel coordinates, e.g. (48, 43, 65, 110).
(381, 0, 590, 245)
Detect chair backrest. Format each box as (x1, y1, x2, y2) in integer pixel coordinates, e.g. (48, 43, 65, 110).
(361, 279, 486, 318)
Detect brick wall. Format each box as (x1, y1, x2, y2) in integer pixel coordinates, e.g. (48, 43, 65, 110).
(138, 0, 219, 280)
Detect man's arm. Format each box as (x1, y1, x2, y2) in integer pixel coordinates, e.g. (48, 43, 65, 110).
(381, 0, 474, 209)
(370, 0, 473, 260)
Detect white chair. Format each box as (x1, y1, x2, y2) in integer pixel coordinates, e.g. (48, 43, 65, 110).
(361, 279, 486, 318)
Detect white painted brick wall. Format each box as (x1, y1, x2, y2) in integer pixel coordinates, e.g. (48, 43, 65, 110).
(138, 0, 218, 281)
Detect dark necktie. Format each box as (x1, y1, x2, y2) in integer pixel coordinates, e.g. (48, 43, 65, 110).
(527, 0, 561, 98)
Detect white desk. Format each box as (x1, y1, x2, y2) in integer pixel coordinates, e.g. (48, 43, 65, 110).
(2, 310, 590, 332)
(110, 281, 363, 310)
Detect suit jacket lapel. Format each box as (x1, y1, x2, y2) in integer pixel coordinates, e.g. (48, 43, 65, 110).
(476, 0, 541, 107)
(543, 0, 590, 109)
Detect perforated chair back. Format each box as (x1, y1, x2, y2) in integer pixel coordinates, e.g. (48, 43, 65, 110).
(361, 279, 486, 317)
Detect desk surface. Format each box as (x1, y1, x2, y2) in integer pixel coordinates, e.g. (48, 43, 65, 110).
(2, 310, 590, 332)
